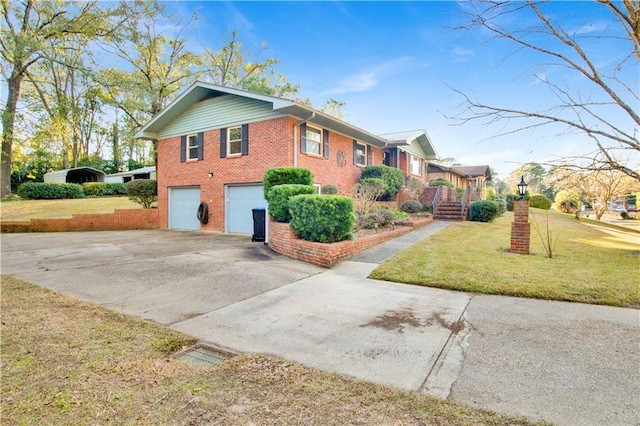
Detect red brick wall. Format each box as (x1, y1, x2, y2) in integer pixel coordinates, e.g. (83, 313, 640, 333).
(157, 116, 389, 231)
(157, 117, 295, 232)
(267, 216, 432, 268)
(1, 209, 159, 233)
(297, 132, 385, 195)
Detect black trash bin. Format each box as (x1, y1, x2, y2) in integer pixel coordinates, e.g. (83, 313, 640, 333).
(251, 208, 266, 242)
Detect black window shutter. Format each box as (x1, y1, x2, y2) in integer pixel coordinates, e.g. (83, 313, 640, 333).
(241, 124, 249, 156)
(180, 135, 186, 163)
(197, 132, 204, 161)
(352, 140, 358, 165)
(323, 129, 329, 159)
(300, 123, 307, 153)
(220, 128, 227, 158)
(367, 146, 372, 165)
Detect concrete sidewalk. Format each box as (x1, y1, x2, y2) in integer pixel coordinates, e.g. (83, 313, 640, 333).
(174, 222, 639, 426)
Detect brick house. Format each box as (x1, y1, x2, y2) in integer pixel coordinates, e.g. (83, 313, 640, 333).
(426, 163, 492, 202)
(135, 82, 438, 233)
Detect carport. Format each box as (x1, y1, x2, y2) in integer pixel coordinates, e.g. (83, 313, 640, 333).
(44, 167, 106, 184)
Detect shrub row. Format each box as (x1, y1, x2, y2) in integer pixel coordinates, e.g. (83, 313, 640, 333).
(82, 182, 127, 197)
(289, 195, 355, 243)
(468, 200, 505, 222)
(263, 167, 314, 199)
(17, 182, 85, 199)
(360, 165, 403, 200)
(267, 184, 317, 222)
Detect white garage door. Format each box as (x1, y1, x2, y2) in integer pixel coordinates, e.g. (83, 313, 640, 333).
(226, 184, 267, 234)
(169, 187, 201, 230)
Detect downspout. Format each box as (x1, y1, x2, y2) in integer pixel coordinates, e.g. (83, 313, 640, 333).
(294, 112, 315, 167)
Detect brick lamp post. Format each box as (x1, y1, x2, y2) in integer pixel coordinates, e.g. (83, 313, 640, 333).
(510, 176, 530, 255)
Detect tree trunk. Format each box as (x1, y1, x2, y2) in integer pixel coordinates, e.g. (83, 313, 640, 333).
(1, 72, 23, 197)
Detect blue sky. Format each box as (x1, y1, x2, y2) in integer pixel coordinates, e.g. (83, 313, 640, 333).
(165, 1, 636, 180)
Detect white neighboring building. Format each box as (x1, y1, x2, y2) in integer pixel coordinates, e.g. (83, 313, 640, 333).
(105, 167, 156, 183)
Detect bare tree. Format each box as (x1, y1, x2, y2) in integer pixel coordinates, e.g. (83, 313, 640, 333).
(452, 0, 639, 181)
(548, 157, 640, 220)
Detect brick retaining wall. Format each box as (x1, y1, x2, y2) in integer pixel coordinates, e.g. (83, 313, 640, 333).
(268, 216, 433, 268)
(1, 209, 159, 233)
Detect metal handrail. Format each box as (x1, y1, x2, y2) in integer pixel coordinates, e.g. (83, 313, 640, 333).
(460, 184, 470, 219)
(432, 185, 442, 215)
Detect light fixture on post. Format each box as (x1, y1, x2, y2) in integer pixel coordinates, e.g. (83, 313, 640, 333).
(511, 175, 530, 255)
(517, 175, 527, 200)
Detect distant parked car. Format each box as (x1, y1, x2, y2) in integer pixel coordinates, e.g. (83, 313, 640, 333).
(627, 204, 637, 212)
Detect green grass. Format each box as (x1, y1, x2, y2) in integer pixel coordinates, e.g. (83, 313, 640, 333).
(370, 210, 640, 308)
(0, 197, 141, 221)
(1, 276, 543, 425)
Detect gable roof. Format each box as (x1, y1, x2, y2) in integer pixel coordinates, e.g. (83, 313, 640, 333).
(134, 81, 391, 148)
(379, 130, 439, 160)
(428, 163, 492, 181)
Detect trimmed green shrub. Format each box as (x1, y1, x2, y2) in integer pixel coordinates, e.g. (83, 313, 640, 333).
(494, 199, 507, 216)
(82, 182, 127, 197)
(17, 182, 84, 199)
(400, 200, 423, 214)
(267, 184, 317, 222)
(321, 184, 338, 195)
(621, 211, 630, 219)
(358, 209, 397, 229)
(360, 165, 403, 200)
(505, 194, 516, 211)
(125, 179, 157, 208)
(468, 200, 500, 222)
(530, 194, 552, 210)
(422, 203, 432, 213)
(263, 167, 313, 200)
(289, 194, 355, 243)
(428, 178, 454, 188)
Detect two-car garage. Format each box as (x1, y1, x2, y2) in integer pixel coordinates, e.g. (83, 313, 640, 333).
(168, 184, 267, 234)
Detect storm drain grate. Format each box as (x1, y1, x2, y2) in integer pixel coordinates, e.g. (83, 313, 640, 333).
(175, 344, 237, 367)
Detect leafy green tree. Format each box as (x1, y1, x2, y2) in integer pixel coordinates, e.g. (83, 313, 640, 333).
(0, 0, 126, 197)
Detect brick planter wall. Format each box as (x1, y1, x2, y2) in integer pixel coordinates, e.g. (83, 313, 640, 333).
(268, 216, 432, 268)
(1, 209, 159, 233)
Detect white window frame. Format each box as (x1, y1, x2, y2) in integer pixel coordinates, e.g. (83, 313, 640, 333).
(305, 125, 323, 156)
(354, 141, 367, 166)
(410, 154, 422, 175)
(228, 126, 242, 156)
(187, 134, 199, 161)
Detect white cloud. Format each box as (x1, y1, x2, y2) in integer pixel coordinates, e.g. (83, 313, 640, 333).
(452, 47, 474, 62)
(324, 57, 412, 95)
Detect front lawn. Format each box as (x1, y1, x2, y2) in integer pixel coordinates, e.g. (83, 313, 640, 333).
(1, 276, 541, 425)
(370, 210, 639, 308)
(0, 197, 141, 221)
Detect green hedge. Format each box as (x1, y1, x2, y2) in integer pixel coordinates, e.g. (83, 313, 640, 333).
(125, 179, 157, 208)
(263, 167, 314, 200)
(468, 200, 501, 222)
(289, 195, 355, 243)
(360, 165, 403, 200)
(400, 200, 423, 213)
(428, 178, 454, 188)
(267, 184, 317, 222)
(17, 182, 85, 199)
(530, 194, 552, 210)
(82, 182, 128, 197)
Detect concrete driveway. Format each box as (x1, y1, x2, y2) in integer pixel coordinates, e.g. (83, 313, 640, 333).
(0, 230, 323, 325)
(2, 227, 639, 426)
